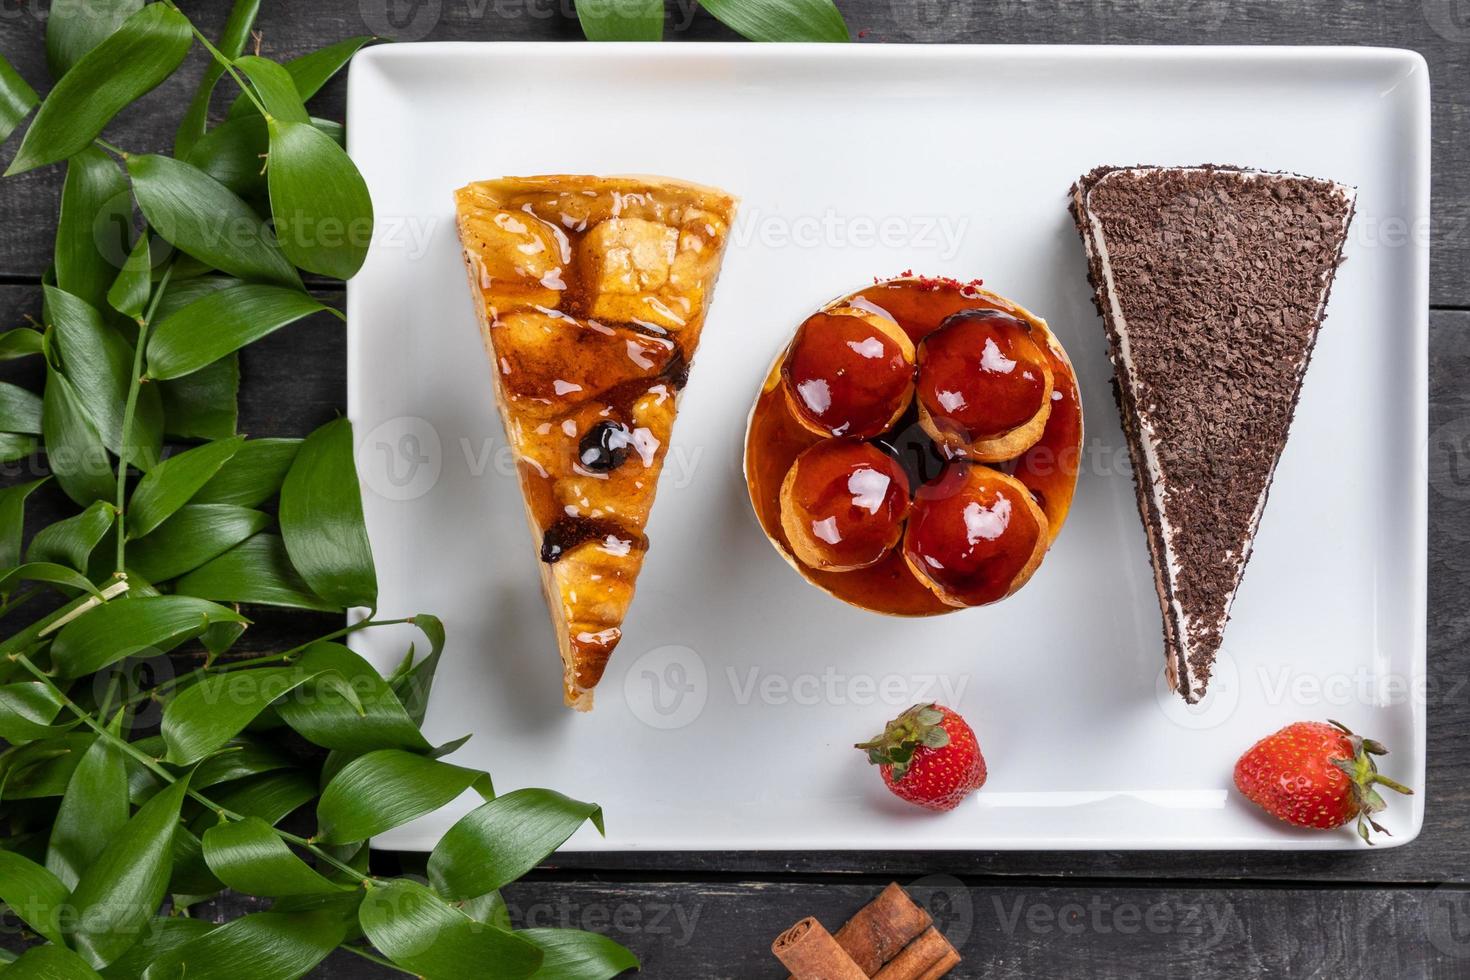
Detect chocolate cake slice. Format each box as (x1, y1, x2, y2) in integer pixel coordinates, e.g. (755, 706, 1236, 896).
(1070, 166, 1355, 703)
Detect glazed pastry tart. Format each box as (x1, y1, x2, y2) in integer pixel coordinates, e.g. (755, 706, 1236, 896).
(1070, 165, 1355, 703)
(745, 275, 1083, 616)
(455, 175, 737, 710)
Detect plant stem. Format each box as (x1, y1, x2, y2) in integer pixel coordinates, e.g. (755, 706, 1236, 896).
(9, 652, 367, 882)
(115, 259, 175, 573)
(169, 5, 270, 118)
(92, 137, 128, 158)
(120, 616, 415, 709)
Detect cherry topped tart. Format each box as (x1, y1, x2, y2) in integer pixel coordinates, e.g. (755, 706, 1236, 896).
(745, 275, 1083, 616)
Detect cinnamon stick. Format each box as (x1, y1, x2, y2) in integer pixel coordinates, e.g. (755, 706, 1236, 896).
(829, 882, 933, 974)
(772, 917, 870, 980)
(871, 927, 961, 980)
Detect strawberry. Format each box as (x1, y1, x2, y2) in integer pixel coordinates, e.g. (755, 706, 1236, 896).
(856, 703, 987, 812)
(1233, 719, 1413, 844)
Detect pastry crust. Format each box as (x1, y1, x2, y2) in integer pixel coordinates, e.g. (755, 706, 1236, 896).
(455, 175, 737, 709)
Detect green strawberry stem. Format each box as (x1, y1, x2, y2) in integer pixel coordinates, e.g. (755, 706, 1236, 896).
(855, 703, 950, 783)
(1326, 718, 1414, 845)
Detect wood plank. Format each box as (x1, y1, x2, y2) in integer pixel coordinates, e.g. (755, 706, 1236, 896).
(0, 1, 1464, 305)
(46, 880, 1469, 978)
(0, 294, 1463, 881)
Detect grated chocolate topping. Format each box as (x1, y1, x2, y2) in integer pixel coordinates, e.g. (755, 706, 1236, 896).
(1070, 165, 1355, 701)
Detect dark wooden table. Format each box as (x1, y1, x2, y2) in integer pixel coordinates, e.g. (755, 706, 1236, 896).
(2, 1, 1468, 976)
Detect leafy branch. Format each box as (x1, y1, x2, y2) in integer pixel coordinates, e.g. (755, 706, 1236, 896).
(0, 3, 639, 978)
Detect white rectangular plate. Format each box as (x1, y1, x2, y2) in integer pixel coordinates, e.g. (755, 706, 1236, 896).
(347, 44, 1428, 851)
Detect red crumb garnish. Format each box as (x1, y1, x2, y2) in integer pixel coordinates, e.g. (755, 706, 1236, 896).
(873, 271, 985, 295)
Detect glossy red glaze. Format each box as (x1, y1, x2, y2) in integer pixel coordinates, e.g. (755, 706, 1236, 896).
(903, 462, 1044, 607)
(746, 278, 1082, 615)
(784, 440, 911, 570)
(916, 310, 1050, 440)
(781, 310, 913, 438)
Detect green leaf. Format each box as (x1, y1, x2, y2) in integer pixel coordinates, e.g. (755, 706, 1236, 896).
(279, 418, 376, 609)
(429, 789, 604, 900)
(275, 642, 430, 754)
(46, 0, 145, 77)
(0, 681, 72, 742)
(576, 0, 664, 40)
(0, 850, 69, 946)
(158, 353, 238, 441)
(193, 438, 299, 506)
(43, 361, 115, 506)
(316, 749, 491, 844)
(697, 0, 849, 41)
(266, 117, 373, 279)
(4, 944, 104, 979)
(46, 286, 163, 468)
(201, 816, 347, 897)
(0, 327, 45, 360)
(8, 4, 192, 174)
(0, 432, 37, 462)
(161, 666, 331, 765)
(232, 56, 310, 124)
(55, 148, 131, 313)
(106, 231, 152, 321)
(127, 503, 269, 583)
(50, 596, 248, 679)
(126, 436, 244, 538)
(175, 0, 261, 159)
(172, 533, 335, 611)
(0, 477, 47, 569)
(0, 562, 99, 600)
(139, 911, 347, 980)
(0, 53, 38, 145)
(146, 284, 329, 381)
(47, 729, 129, 889)
(227, 37, 376, 119)
(126, 155, 300, 289)
(390, 614, 446, 727)
(185, 113, 270, 197)
(152, 276, 242, 320)
(97, 917, 214, 980)
(0, 381, 44, 434)
(205, 770, 315, 826)
(28, 499, 115, 570)
(358, 880, 543, 980)
(523, 929, 640, 980)
(189, 739, 291, 790)
(65, 775, 190, 969)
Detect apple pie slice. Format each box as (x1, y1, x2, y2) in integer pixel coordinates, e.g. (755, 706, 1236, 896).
(454, 175, 737, 710)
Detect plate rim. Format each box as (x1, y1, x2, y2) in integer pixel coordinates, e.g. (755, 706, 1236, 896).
(346, 41, 1430, 853)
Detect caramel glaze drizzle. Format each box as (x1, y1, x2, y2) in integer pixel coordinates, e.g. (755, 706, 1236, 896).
(536, 347, 689, 565)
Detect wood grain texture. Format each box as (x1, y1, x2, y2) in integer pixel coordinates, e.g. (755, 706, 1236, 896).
(0, 5, 1463, 975)
(53, 881, 1469, 978)
(0, 0, 1465, 305)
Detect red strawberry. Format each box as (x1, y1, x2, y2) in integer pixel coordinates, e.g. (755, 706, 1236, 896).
(1233, 719, 1413, 844)
(856, 703, 986, 812)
